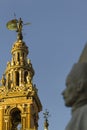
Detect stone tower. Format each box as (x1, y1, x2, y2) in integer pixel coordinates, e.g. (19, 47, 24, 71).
(0, 18, 42, 130)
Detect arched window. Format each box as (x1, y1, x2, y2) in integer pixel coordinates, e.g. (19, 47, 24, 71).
(17, 52, 20, 62)
(23, 52, 24, 59)
(10, 108, 21, 130)
(8, 73, 11, 89)
(24, 71, 28, 83)
(16, 71, 19, 86)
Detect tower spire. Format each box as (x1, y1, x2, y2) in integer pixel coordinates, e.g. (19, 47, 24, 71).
(43, 109, 50, 130)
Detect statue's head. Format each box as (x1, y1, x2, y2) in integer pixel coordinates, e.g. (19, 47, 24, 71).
(62, 62, 87, 107)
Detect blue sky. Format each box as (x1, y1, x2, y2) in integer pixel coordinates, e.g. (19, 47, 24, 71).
(0, 0, 87, 130)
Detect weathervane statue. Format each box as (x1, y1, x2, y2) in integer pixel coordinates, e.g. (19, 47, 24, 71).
(62, 44, 87, 130)
(6, 17, 30, 40)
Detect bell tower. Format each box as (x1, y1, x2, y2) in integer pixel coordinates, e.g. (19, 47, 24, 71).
(0, 18, 42, 130)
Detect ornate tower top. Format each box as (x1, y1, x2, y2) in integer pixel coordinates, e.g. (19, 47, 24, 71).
(4, 18, 35, 92)
(0, 18, 42, 130)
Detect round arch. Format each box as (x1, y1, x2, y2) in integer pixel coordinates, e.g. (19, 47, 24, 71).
(10, 107, 21, 130)
(6, 105, 23, 130)
(6, 105, 23, 115)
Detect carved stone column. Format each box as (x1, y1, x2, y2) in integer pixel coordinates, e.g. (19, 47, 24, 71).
(4, 116, 9, 130)
(26, 104, 31, 129)
(0, 106, 3, 130)
(21, 114, 26, 130)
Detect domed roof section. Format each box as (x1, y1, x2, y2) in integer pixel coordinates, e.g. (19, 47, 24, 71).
(11, 40, 29, 54)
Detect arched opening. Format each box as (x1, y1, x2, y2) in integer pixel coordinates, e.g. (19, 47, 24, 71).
(8, 73, 11, 89)
(16, 71, 19, 86)
(22, 52, 24, 60)
(17, 52, 20, 62)
(10, 108, 21, 130)
(24, 71, 28, 83)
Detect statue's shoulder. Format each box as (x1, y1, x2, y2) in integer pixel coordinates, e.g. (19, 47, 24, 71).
(66, 105, 87, 130)
(74, 105, 87, 116)
(80, 105, 87, 113)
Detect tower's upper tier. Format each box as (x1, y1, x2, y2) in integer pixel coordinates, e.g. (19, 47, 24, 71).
(11, 40, 28, 55)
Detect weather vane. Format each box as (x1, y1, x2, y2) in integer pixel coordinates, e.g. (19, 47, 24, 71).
(6, 17, 31, 40)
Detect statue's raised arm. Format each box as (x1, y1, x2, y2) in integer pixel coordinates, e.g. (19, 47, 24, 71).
(16, 18, 23, 33)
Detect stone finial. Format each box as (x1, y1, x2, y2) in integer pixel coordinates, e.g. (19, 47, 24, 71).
(43, 109, 50, 130)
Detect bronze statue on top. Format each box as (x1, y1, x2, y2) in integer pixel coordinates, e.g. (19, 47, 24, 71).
(6, 17, 31, 40)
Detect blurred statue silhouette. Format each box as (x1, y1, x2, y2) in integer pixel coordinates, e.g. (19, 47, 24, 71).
(62, 44, 87, 130)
